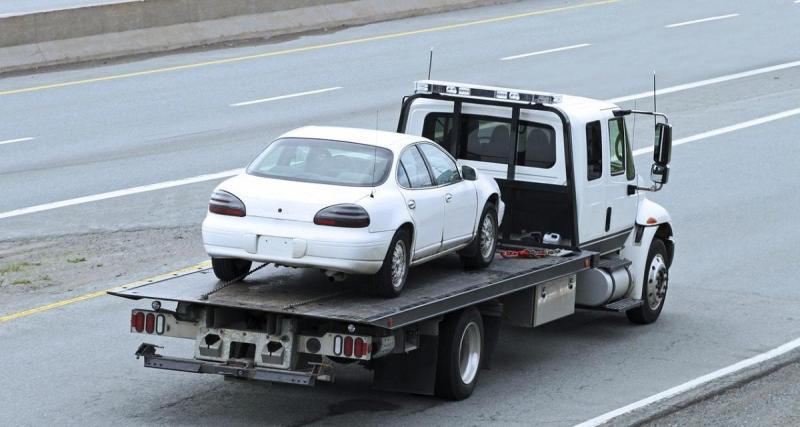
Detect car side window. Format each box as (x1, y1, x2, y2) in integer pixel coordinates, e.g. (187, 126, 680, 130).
(586, 121, 602, 180)
(399, 146, 434, 188)
(418, 143, 461, 186)
(397, 163, 412, 187)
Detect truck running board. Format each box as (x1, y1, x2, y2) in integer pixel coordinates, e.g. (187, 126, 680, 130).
(577, 298, 643, 313)
(134, 343, 330, 386)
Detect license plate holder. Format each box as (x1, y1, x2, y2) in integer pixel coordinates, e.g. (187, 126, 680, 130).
(258, 236, 292, 257)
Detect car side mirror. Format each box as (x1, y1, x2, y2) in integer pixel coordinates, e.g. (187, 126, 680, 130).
(461, 165, 477, 181)
(653, 123, 672, 166)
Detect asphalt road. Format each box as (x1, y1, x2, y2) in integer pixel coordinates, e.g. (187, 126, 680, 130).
(1, 0, 800, 425)
(0, 0, 129, 15)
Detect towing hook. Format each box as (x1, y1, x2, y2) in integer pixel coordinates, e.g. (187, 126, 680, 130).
(135, 343, 163, 359)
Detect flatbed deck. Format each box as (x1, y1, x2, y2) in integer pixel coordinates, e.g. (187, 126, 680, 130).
(111, 251, 594, 330)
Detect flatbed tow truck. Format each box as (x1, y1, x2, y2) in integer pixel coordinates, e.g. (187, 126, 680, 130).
(111, 81, 676, 399)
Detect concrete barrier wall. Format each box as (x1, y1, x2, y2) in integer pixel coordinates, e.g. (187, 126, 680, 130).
(0, 0, 514, 74)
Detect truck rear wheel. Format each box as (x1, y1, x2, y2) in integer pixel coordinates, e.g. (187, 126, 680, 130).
(626, 238, 669, 324)
(211, 258, 252, 281)
(435, 307, 484, 400)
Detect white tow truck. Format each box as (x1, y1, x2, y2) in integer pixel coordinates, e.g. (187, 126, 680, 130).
(111, 80, 675, 400)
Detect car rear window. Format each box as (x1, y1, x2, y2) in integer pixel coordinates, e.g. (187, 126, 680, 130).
(247, 138, 393, 187)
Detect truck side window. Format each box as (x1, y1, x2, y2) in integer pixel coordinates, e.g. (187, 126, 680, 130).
(465, 118, 510, 164)
(422, 115, 455, 152)
(586, 121, 602, 180)
(608, 118, 627, 176)
(517, 123, 556, 169)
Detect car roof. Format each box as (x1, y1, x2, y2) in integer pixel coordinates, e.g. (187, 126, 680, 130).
(279, 126, 424, 152)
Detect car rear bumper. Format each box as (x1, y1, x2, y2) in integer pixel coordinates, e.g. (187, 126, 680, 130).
(202, 214, 391, 275)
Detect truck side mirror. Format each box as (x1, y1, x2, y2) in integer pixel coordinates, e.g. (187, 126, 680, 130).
(653, 123, 672, 166)
(461, 165, 477, 181)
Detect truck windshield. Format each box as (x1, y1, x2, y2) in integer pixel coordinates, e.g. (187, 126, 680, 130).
(247, 138, 393, 187)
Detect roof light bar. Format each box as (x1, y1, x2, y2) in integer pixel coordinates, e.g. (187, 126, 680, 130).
(413, 80, 562, 104)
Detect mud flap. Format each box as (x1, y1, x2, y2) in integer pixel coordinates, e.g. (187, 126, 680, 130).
(371, 335, 439, 395)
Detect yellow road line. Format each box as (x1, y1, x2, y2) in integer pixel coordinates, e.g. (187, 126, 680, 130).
(0, 0, 618, 97)
(0, 261, 210, 324)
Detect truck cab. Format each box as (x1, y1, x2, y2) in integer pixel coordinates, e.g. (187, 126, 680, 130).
(398, 80, 675, 321)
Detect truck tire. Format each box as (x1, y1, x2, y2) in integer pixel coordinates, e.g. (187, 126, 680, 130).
(459, 203, 498, 269)
(371, 229, 410, 298)
(435, 307, 484, 400)
(211, 258, 252, 281)
(626, 238, 669, 324)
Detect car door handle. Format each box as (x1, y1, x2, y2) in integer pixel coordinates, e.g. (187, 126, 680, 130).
(407, 200, 416, 209)
(445, 193, 453, 203)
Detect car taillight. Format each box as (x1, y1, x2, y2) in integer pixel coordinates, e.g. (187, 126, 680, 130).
(344, 336, 353, 357)
(132, 312, 145, 333)
(145, 313, 156, 334)
(209, 190, 246, 217)
(314, 204, 370, 228)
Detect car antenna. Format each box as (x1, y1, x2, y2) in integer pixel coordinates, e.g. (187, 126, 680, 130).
(371, 109, 379, 198)
(427, 47, 434, 80)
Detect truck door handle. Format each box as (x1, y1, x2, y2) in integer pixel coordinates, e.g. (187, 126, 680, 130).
(407, 200, 416, 209)
(445, 193, 453, 203)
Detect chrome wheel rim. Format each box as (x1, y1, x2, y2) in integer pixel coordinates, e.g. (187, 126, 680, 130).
(479, 214, 496, 260)
(390, 240, 407, 290)
(646, 254, 668, 310)
(458, 321, 481, 385)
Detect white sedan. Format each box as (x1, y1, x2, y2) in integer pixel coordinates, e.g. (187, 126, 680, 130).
(202, 126, 504, 297)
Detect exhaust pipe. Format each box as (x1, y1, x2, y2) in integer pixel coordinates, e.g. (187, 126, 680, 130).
(323, 270, 348, 282)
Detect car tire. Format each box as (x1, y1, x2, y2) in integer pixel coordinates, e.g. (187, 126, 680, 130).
(626, 238, 669, 324)
(371, 229, 411, 298)
(435, 307, 484, 400)
(459, 203, 498, 269)
(211, 257, 252, 281)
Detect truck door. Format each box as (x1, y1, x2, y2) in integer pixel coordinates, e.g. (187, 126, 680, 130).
(396, 145, 445, 259)
(604, 117, 638, 235)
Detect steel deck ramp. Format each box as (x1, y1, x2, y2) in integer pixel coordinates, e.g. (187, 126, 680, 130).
(111, 251, 594, 330)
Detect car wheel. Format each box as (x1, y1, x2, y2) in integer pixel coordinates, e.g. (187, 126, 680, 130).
(435, 307, 484, 400)
(626, 238, 669, 324)
(211, 258, 252, 281)
(459, 203, 498, 269)
(371, 229, 410, 298)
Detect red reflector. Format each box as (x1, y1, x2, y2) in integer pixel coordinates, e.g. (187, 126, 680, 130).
(145, 313, 155, 334)
(132, 312, 145, 333)
(344, 336, 353, 357)
(354, 338, 364, 358)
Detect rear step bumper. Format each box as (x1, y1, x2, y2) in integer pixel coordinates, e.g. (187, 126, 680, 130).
(135, 343, 330, 386)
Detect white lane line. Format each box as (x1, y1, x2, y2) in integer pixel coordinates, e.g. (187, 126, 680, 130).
(3, 61, 800, 220)
(574, 336, 800, 427)
(0, 137, 35, 146)
(0, 168, 243, 220)
(665, 13, 739, 28)
(632, 107, 800, 157)
(500, 44, 590, 61)
(607, 59, 800, 104)
(231, 87, 342, 107)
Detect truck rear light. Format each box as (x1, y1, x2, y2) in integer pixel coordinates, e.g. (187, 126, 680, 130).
(354, 338, 365, 358)
(209, 190, 246, 217)
(145, 313, 155, 334)
(132, 312, 145, 332)
(314, 204, 370, 228)
(344, 336, 353, 357)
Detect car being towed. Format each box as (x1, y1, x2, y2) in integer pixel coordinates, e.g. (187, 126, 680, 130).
(202, 126, 503, 297)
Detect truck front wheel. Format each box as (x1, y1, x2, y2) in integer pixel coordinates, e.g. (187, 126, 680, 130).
(626, 238, 669, 324)
(435, 307, 484, 400)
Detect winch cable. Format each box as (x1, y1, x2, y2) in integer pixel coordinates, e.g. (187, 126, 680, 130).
(200, 263, 270, 300)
